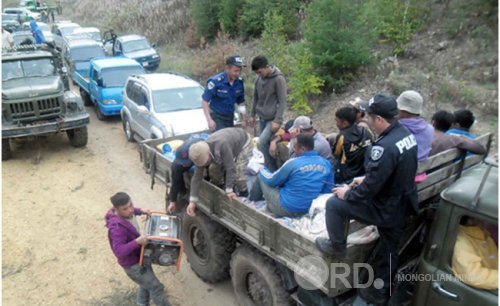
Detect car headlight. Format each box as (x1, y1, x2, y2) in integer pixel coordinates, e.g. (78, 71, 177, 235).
(67, 101, 78, 111)
(102, 99, 118, 105)
(152, 54, 159, 59)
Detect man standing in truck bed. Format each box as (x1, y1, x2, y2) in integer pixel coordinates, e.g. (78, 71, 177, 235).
(316, 95, 418, 305)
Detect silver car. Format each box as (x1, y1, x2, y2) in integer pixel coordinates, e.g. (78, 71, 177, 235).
(121, 73, 209, 141)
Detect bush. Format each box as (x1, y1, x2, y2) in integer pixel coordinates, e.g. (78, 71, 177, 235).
(304, 0, 374, 90)
(259, 10, 293, 77)
(219, 0, 240, 37)
(288, 45, 324, 115)
(190, 0, 221, 40)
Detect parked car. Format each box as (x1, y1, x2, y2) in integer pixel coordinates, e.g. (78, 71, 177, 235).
(51, 21, 81, 50)
(103, 33, 160, 71)
(72, 27, 102, 44)
(12, 30, 35, 46)
(121, 73, 209, 141)
(62, 38, 105, 82)
(2, 14, 20, 33)
(3, 7, 39, 21)
(21, 21, 53, 43)
(74, 57, 145, 120)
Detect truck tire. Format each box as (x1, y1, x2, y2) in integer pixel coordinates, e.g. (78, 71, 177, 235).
(123, 117, 135, 142)
(80, 88, 92, 106)
(2, 139, 12, 161)
(182, 212, 236, 283)
(67, 126, 88, 147)
(230, 245, 291, 306)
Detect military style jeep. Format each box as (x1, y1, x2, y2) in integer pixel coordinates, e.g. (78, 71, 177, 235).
(2, 45, 90, 160)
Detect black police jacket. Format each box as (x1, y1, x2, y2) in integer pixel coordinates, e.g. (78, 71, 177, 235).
(345, 121, 418, 227)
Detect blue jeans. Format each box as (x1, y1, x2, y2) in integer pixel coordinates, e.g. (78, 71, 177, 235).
(259, 120, 278, 172)
(124, 264, 170, 306)
(249, 176, 301, 217)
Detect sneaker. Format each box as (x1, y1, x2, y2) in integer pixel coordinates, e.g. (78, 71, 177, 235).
(315, 237, 347, 259)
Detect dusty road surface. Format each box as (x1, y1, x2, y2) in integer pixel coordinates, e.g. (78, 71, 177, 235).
(2, 101, 238, 305)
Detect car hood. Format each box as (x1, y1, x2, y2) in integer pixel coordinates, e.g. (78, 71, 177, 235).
(101, 86, 124, 103)
(125, 48, 157, 59)
(154, 108, 208, 136)
(2, 76, 62, 100)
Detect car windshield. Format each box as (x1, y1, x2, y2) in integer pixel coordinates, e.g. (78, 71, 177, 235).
(70, 46, 104, 62)
(152, 86, 204, 113)
(89, 32, 101, 41)
(60, 26, 79, 36)
(101, 66, 144, 88)
(122, 38, 150, 53)
(3, 14, 17, 21)
(2, 58, 56, 81)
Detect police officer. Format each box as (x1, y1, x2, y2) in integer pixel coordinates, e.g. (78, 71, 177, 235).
(202, 55, 246, 131)
(315, 94, 418, 305)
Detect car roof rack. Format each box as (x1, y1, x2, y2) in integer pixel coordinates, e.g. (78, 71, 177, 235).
(2, 43, 49, 53)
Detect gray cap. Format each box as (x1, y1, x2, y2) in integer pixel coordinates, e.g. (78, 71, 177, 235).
(397, 90, 423, 115)
(292, 116, 313, 130)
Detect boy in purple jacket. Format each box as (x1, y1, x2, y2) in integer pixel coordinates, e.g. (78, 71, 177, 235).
(105, 192, 171, 306)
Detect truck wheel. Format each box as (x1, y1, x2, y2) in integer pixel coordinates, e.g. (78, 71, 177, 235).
(95, 105, 105, 121)
(80, 88, 92, 106)
(230, 245, 291, 306)
(123, 117, 135, 142)
(2, 139, 12, 161)
(67, 127, 88, 147)
(182, 212, 236, 283)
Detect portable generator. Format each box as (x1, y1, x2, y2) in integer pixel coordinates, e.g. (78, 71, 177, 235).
(140, 211, 184, 271)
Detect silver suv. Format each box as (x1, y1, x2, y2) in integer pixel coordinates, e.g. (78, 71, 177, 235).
(121, 73, 209, 141)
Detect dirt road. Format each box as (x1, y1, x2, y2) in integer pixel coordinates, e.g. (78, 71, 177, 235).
(2, 101, 238, 305)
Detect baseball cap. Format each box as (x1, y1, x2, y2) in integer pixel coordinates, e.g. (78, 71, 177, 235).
(226, 55, 246, 68)
(173, 138, 201, 167)
(349, 97, 368, 112)
(396, 90, 423, 115)
(359, 95, 399, 119)
(188, 141, 211, 167)
(292, 116, 313, 130)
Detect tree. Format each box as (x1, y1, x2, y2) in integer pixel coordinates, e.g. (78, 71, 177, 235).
(190, 0, 221, 40)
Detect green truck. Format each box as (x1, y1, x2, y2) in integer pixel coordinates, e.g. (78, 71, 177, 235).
(22, 0, 57, 13)
(2, 45, 89, 160)
(140, 133, 495, 306)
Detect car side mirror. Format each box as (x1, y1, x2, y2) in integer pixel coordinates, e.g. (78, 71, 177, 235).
(151, 43, 156, 48)
(96, 78, 103, 87)
(138, 105, 149, 114)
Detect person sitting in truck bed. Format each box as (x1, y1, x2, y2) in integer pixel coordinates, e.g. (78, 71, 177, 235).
(446, 109, 478, 139)
(268, 119, 294, 169)
(452, 217, 498, 290)
(331, 105, 373, 184)
(430, 110, 486, 156)
(249, 134, 334, 217)
(186, 128, 253, 217)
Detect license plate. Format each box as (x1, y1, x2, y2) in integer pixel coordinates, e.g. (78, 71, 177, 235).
(143, 62, 149, 67)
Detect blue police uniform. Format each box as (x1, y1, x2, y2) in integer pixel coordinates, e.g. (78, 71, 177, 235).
(202, 71, 245, 130)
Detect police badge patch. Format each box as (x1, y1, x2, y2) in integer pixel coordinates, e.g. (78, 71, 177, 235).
(371, 146, 384, 161)
(207, 81, 215, 90)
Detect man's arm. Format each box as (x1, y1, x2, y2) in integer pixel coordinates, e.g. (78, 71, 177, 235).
(452, 135, 487, 155)
(218, 143, 237, 193)
(169, 164, 186, 203)
(251, 80, 258, 119)
(189, 166, 205, 203)
(109, 226, 140, 258)
(321, 162, 335, 193)
(274, 75, 287, 125)
(259, 159, 294, 187)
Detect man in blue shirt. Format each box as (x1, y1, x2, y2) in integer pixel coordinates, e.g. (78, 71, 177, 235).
(446, 109, 477, 139)
(202, 55, 246, 131)
(249, 134, 334, 217)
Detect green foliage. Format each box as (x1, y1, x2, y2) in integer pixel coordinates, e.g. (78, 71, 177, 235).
(260, 10, 292, 77)
(361, 0, 428, 55)
(239, 0, 301, 39)
(304, 0, 374, 90)
(190, 0, 221, 40)
(288, 45, 324, 115)
(219, 0, 240, 37)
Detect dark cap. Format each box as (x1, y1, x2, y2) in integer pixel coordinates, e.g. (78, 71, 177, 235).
(226, 55, 245, 68)
(359, 95, 399, 119)
(174, 138, 201, 167)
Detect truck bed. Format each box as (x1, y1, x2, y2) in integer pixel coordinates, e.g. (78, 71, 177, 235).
(73, 70, 90, 93)
(139, 133, 492, 297)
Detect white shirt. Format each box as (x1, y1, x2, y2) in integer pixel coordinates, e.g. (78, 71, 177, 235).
(2, 30, 14, 48)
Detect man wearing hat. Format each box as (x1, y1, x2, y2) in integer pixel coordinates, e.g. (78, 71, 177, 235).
(202, 55, 247, 131)
(397, 90, 434, 161)
(186, 128, 253, 216)
(166, 138, 202, 214)
(349, 98, 376, 141)
(289, 116, 332, 161)
(316, 94, 418, 305)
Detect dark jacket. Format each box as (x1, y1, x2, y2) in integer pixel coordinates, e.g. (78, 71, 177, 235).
(105, 207, 144, 268)
(251, 66, 287, 124)
(333, 124, 373, 183)
(345, 122, 418, 226)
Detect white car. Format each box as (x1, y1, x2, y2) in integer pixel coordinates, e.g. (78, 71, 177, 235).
(3, 7, 40, 21)
(51, 22, 81, 50)
(22, 21, 54, 42)
(121, 73, 209, 141)
(72, 27, 102, 44)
